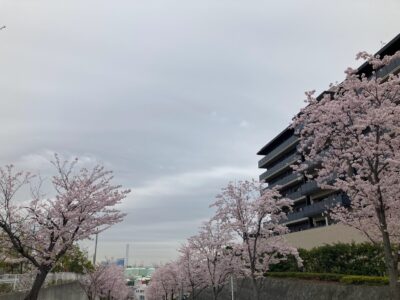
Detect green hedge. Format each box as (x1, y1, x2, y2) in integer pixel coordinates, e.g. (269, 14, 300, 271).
(265, 272, 389, 286)
(340, 275, 389, 286)
(0, 283, 13, 294)
(269, 243, 386, 276)
(265, 272, 343, 282)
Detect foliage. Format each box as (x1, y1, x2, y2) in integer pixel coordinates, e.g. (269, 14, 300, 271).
(300, 243, 386, 276)
(53, 245, 93, 274)
(340, 275, 389, 286)
(269, 243, 386, 276)
(0, 283, 13, 294)
(265, 272, 344, 282)
(265, 272, 389, 286)
(268, 253, 301, 273)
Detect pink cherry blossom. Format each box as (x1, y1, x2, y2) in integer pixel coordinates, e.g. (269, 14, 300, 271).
(211, 180, 301, 300)
(186, 220, 238, 300)
(80, 264, 131, 300)
(176, 243, 207, 299)
(0, 154, 129, 300)
(293, 51, 400, 299)
(147, 262, 180, 300)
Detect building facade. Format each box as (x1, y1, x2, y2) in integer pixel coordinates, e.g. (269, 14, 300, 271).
(257, 33, 400, 233)
(125, 267, 155, 300)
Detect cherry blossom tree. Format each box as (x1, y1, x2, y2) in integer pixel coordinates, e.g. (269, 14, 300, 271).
(148, 262, 180, 300)
(0, 155, 129, 300)
(177, 243, 207, 300)
(187, 220, 237, 300)
(293, 51, 400, 299)
(80, 264, 130, 300)
(145, 278, 165, 300)
(211, 180, 301, 300)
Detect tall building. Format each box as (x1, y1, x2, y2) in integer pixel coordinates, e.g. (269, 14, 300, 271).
(257, 33, 400, 234)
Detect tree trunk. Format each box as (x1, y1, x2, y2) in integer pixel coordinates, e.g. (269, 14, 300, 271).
(212, 287, 218, 300)
(381, 230, 400, 300)
(191, 286, 195, 300)
(23, 268, 50, 300)
(376, 189, 400, 300)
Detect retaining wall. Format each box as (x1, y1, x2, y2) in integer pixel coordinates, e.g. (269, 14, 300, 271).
(0, 282, 87, 300)
(197, 277, 389, 300)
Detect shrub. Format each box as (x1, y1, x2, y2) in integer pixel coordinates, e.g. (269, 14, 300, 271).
(265, 272, 389, 286)
(301, 243, 386, 276)
(340, 275, 389, 286)
(53, 244, 93, 274)
(269, 255, 300, 272)
(265, 272, 344, 282)
(0, 283, 13, 294)
(269, 243, 386, 276)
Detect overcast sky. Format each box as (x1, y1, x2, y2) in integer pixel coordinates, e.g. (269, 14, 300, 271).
(0, 0, 399, 265)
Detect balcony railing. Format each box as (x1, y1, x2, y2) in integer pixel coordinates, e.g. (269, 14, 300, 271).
(267, 172, 303, 189)
(286, 180, 319, 200)
(377, 56, 400, 79)
(259, 153, 301, 182)
(258, 135, 299, 168)
(285, 194, 345, 223)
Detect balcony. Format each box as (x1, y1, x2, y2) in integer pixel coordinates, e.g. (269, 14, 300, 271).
(259, 153, 301, 182)
(267, 172, 303, 189)
(286, 180, 319, 200)
(258, 135, 299, 168)
(377, 56, 400, 79)
(284, 194, 346, 223)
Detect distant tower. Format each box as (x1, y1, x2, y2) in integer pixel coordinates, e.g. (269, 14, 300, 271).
(125, 244, 130, 268)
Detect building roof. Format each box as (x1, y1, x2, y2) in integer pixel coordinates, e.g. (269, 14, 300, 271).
(125, 267, 155, 279)
(257, 126, 293, 155)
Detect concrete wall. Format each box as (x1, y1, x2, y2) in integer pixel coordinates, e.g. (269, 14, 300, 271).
(197, 277, 389, 300)
(0, 282, 87, 300)
(284, 224, 368, 250)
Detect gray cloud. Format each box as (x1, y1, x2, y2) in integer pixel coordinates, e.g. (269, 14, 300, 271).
(0, 0, 399, 264)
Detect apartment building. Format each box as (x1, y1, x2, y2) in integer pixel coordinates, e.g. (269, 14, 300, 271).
(257, 33, 400, 234)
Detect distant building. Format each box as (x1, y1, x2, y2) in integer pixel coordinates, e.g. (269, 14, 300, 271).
(125, 267, 155, 280)
(115, 258, 125, 267)
(133, 280, 148, 300)
(257, 33, 400, 236)
(125, 267, 155, 300)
